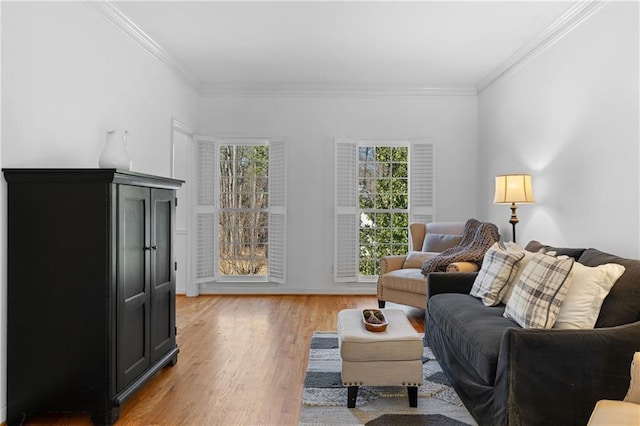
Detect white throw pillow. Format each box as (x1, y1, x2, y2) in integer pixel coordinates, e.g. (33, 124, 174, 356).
(470, 243, 525, 306)
(504, 252, 574, 329)
(553, 262, 625, 329)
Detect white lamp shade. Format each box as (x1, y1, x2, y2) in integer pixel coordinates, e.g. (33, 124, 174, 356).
(494, 174, 535, 204)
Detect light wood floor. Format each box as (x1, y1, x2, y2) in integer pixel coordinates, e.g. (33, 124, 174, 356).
(23, 295, 426, 425)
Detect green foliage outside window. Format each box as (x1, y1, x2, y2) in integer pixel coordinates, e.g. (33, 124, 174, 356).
(359, 146, 409, 276)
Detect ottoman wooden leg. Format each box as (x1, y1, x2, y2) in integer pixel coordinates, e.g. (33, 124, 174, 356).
(347, 386, 359, 408)
(408, 386, 418, 407)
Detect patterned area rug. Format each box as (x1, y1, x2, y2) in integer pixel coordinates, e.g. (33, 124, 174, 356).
(299, 332, 477, 425)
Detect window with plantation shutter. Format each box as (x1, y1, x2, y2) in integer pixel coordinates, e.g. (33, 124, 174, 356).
(195, 137, 217, 283)
(334, 139, 359, 282)
(410, 140, 435, 224)
(193, 136, 287, 284)
(334, 138, 435, 282)
(268, 141, 287, 283)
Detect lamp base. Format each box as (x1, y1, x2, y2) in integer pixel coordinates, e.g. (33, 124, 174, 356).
(509, 203, 519, 243)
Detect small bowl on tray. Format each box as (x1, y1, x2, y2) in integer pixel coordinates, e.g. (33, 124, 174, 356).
(362, 309, 388, 332)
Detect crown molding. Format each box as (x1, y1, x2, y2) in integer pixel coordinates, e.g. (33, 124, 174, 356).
(199, 82, 477, 98)
(477, 0, 608, 92)
(88, 0, 605, 98)
(84, 0, 474, 99)
(85, 0, 200, 91)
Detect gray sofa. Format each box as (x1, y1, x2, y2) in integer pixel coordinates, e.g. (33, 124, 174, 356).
(425, 241, 640, 425)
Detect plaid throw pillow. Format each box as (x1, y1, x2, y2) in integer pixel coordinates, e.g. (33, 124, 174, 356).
(470, 243, 525, 306)
(504, 253, 575, 329)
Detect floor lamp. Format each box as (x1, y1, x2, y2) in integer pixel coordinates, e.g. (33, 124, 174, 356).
(493, 174, 535, 243)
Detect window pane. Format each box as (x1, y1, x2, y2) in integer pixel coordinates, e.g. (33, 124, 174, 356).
(358, 144, 409, 277)
(392, 162, 407, 178)
(393, 213, 409, 228)
(218, 145, 269, 277)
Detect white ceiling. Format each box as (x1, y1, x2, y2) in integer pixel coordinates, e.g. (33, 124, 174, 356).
(114, 1, 577, 92)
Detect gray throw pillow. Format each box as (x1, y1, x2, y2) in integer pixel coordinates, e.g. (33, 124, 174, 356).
(422, 233, 462, 253)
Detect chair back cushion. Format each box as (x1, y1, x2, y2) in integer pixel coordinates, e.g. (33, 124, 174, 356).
(425, 221, 466, 235)
(410, 221, 465, 251)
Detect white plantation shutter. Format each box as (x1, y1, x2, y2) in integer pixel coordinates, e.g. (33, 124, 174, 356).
(334, 137, 436, 284)
(334, 139, 359, 282)
(194, 137, 218, 283)
(410, 140, 436, 224)
(268, 141, 287, 284)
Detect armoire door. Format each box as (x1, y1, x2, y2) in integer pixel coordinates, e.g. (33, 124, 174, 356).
(117, 185, 151, 391)
(150, 188, 177, 363)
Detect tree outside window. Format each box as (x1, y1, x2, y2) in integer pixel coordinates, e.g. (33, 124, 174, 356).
(358, 145, 409, 277)
(218, 144, 269, 276)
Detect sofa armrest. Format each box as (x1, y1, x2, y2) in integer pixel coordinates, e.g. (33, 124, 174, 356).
(379, 255, 407, 274)
(426, 272, 477, 299)
(446, 261, 479, 273)
(496, 322, 640, 425)
(624, 352, 640, 403)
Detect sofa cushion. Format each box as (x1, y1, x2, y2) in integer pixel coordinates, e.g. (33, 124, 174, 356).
(338, 309, 423, 362)
(504, 253, 574, 329)
(470, 243, 525, 306)
(578, 248, 640, 328)
(428, 293, 518, 385)
(554, 262, 625, 329)
(525, 240, 586, 260)
(422, 233, 462, 253)
(379, 268, 427, 294)
(402, 251, 438, 269)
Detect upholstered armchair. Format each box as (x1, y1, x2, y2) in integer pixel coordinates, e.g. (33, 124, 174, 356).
(377, 221, 478, 309)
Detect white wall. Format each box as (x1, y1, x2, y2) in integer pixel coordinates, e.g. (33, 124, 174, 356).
(1, 2, 198, 422)
(478, 1, 639, 258)
(197, 95, 478, 293)
(2, 2, 198, 173)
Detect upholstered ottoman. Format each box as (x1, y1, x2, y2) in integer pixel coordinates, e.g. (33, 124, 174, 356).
(337, 308, 423, 408)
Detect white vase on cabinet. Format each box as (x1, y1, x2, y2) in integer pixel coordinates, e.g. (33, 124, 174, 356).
(99, 129, 132, 171)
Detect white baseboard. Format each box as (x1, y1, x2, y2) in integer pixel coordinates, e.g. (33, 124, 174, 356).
(196, 282, 376, 295)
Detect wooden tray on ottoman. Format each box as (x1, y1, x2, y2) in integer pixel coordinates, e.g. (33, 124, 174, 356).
(362, 309, 388, 332)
